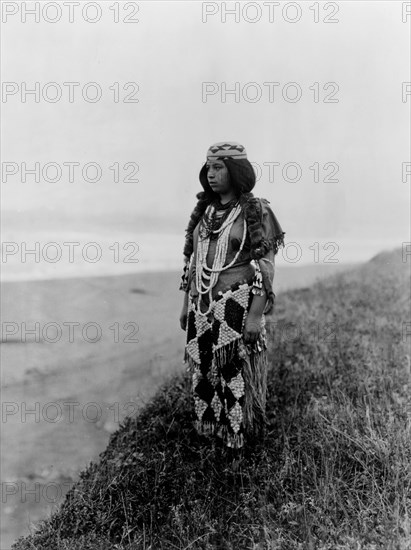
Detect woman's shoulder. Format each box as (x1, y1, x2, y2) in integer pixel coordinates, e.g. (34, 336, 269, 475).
(242, 195, 271, 207)
(240, 196, 277, 224)
(253, 197, 284, 235)
(248, 196, 270, 204)
(252, 196, 274, 216)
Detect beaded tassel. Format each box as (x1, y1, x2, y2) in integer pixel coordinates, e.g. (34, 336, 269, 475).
(251, 260, 264, 296)
(179, 257, 190, 291)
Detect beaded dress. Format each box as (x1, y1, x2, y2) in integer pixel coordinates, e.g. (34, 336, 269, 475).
(179, 197, 280, 449)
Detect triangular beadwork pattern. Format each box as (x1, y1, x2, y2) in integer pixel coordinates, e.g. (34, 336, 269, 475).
(184, 282, 266, 449)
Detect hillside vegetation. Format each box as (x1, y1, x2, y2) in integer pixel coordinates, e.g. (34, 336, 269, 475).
(13, 249, 411, 549)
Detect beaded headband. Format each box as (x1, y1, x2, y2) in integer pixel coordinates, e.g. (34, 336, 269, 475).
(206, 141, 247, 161)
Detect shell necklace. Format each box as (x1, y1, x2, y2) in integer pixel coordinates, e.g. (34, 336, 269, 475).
(195, 201, 247, 316)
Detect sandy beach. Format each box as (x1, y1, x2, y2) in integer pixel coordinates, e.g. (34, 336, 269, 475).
(1, 262, 357, 548)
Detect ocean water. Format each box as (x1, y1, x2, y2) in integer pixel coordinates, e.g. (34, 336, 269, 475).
(0, 230, 184, 282)
(0, 229, 401, 282)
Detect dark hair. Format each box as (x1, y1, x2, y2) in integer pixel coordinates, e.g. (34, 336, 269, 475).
(199, 158, 256, 196)
(182, 158, 266, 260)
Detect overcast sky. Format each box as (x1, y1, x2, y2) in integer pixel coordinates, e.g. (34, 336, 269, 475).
(1, 1, 410, 276)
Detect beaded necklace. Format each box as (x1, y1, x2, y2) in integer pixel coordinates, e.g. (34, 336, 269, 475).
(196, 201, 247, 316)
(201, 197, 238, 238)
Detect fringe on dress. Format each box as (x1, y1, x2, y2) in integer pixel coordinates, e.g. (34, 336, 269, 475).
(183, 281, 268, 449)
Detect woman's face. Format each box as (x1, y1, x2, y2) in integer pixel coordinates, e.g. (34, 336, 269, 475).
(206, 160, 232, 194)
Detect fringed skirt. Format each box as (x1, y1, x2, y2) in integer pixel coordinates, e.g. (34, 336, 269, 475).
(184, 281, 268, 449)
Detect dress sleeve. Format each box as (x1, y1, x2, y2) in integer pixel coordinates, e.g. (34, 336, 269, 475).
(251, 199, 285, 313)
(260, 198, 285, 256)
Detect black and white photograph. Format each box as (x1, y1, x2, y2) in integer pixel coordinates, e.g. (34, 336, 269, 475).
(1, 1, 410, 548)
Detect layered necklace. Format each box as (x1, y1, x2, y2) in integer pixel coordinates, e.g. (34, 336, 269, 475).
(195, 199, 247, 316)
(201, 197, 238, 238)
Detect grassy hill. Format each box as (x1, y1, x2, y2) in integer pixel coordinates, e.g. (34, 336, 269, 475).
(12, 248, 410, 550)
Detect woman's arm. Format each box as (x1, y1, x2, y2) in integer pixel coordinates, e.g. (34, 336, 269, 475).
(243, 250, 275, 344)
(248, 291, 268, 319)
(180, 290, 189, 330)
(243, 292, 268, 343)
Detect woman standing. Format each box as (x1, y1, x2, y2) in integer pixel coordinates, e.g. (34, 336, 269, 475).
(179, 142, 285, 451)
